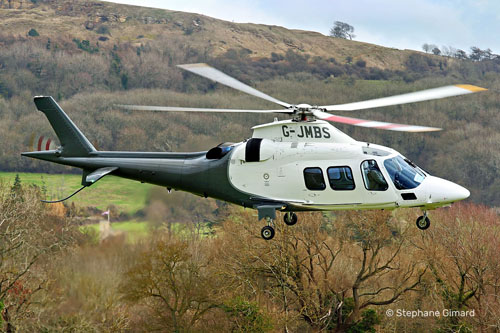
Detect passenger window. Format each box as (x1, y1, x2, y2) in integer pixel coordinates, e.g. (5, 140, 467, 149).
(361, 160, 388, 191)
(303, 167, 326, 191)
(327, 166, 355, 190)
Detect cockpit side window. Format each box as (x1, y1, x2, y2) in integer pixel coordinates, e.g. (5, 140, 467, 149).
(361, 160, 388, 191)
(303, 167, 326, 191)
(383, 156, 425, 190)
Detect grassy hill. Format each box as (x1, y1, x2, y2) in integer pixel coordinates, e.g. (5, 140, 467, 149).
(0, 0, 423, 70)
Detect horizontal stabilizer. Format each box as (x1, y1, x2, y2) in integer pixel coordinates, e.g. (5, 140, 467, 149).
(82, 167, 118, 186)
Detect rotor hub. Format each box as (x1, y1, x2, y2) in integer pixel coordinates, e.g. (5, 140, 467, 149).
(291, 104, 316, 121)
(295, 103, 312, 111)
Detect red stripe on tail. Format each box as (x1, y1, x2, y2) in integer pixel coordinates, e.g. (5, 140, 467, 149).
(45, 138, 52, 150)
(37, 136, 44, 151)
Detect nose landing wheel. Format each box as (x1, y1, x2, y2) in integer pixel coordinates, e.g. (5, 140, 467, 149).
(416, 213, 430, 230)
(261, 217, 276, 240)
(261, 225, 275, 240)
(259, 212, 298, 240)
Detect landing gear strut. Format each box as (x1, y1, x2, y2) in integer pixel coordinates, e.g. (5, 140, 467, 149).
(261, 217, 275, 240)
(257, 207, 298, 240)
(416, 212, 430, 230)
(283, 212, 298, 226)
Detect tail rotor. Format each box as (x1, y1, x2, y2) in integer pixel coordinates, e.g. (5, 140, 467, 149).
(29, 133, 58, 151)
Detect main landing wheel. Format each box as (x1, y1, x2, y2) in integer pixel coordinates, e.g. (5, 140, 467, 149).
(261, 226, 275, 240)
(416, 215, 431, 230)
(283, 212, 298, 226)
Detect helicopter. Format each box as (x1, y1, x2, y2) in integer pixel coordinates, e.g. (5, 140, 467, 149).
(22, 63, 486, 240)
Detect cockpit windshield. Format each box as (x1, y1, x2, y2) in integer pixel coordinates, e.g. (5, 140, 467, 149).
(383, 156, 426, 190)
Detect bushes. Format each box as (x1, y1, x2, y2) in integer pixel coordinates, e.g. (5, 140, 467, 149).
(222, 297, 272, 332)
(72, 38, 99, 54)
(27, 28, 39, 37)
(0, 181, 81, 331)
(120, 237, 221, 331)
(95, 25, 110, 35)
(355, 59, 366, 67)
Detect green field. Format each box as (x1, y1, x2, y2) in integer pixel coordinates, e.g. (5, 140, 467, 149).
(0, 172, 155, 214)
(2, 172, 215, 242)
(81, 220, 150, 242)
(82, 220, 214, 243)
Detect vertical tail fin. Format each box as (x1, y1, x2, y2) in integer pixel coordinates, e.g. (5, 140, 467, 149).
(33, 96, 96, 157)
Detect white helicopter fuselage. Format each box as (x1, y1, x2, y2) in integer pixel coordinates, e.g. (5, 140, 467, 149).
(228, 119, 469, 211)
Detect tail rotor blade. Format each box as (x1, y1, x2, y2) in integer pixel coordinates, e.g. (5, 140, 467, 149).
(30, 133, 58, 151)
(29, 133, 36, 151)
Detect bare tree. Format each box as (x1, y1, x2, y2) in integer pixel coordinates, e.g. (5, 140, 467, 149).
(422, 43, 430, 53)
(441, 45, 457, 57)
(421, 203, 500, 331)
(0, 183, 76, 331)
(218, 210, 426, 332)
(334, 210, 426, 330)
(329, 21, 355, 40)
(470, 46, 485, 61)
(455, 49, 468, 60)
(120, 237, 220, 331)
(483, 48, 493, 60)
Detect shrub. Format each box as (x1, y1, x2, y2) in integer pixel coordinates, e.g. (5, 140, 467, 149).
(96, 25, 110, 35)
(222, 297, 272, 332)
(271, 52, 284, 62)
(27, 28, 39, 37)
(355, 59, 366, 68)
(72, 39, 99, 54)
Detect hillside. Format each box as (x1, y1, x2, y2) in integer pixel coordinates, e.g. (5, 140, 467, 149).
(0, 0, 499, 207)
(1, 0, 423, 69)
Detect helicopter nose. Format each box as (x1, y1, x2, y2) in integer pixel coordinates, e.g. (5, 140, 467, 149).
(426, 176, 470, 203)
(447, 182, 470, 201)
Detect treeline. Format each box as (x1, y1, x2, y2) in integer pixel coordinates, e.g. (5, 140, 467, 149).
(422, 43, 499, 61)
(1, 32, 499, 101)
(0, 34, 499, 206)
(2, 183, 499, 331)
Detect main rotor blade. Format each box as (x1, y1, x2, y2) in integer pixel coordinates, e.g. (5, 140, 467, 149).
(320, 84, 487, 111)
(312, 109, 441, 132)
(116, 105, 293, 114)
(178, 63, 292, 108)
